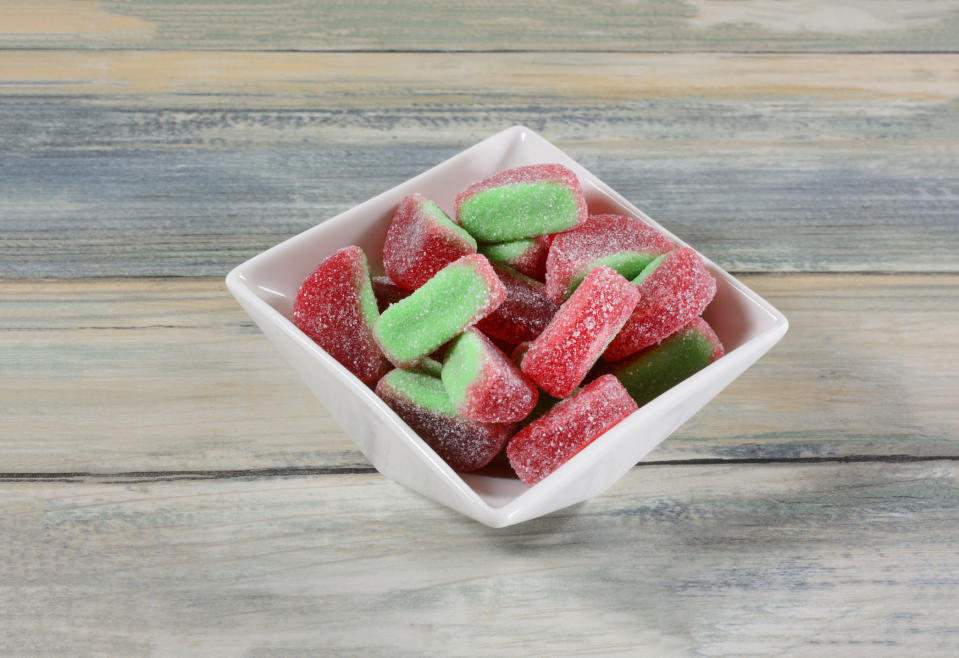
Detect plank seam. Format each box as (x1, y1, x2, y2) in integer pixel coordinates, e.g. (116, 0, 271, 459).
(2, 455, 957, 483)
(1, 48, 958, 55)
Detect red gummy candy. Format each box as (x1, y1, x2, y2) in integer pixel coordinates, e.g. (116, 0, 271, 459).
(371, 276, 410, 313)
(455, 164, 588, 242)
(376, 370, 515, 472)
(383, 193, 477, 291)
(292, 246, 390, 386)
(507, 374, 638, 486)
(521, 266, 639, 398)
(603, 247, 717, 362)
(546, 213, 673, 303)
(475, 264, 559, 345)
(442, 328, 538, 423)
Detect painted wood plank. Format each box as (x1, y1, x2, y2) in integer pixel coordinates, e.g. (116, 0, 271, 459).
(2, 461, 957, 654)
(1, 1, 959, 52)
(2, 274, 956, 473)
(2, 52, 957, 276)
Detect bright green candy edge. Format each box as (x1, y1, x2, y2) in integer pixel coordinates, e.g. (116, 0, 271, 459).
(479, 238, 534, 264)
(459, 182, 579, 242)
(374, 262, 490, 364)
(357, 252, 380, 328)
(631, 252, 668, 285)
(441, 331, 484, 410)
(565, 251, 662, 298)
(423, 199, 477, 251)
(419, 357, 444, 378)
(610, 327, 715, 407)
(381, 369, 456, 417)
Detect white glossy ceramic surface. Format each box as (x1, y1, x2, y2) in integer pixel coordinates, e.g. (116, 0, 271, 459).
(226, 126, 788, 528)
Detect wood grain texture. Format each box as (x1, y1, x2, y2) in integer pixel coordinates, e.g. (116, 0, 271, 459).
(1, 0, 959, 52)
(2, 461, 958, 655)
(3, 274, 956, 473)
(2, 52, 957, 277)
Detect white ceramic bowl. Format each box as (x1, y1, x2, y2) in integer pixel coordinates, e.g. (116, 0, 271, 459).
(226, 126, 788, 528)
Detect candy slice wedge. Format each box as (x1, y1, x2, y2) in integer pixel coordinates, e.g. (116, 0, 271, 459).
(521, 266, 639, 399)
(376, 369, 514, 472)
(608, 317, 724, 406)
(383, 193, 477, 290)
(442, 328, 538, 423)
(507, 375, 638, 486)
(292, 246, 390, 386)
(374, 254, 506, 368)
(455, 164, 587, 242)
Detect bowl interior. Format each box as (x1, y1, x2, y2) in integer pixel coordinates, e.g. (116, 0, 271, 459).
(230, 126, 785, 518)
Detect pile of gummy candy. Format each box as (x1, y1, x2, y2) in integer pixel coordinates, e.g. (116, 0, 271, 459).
(292, 164, 724, 486)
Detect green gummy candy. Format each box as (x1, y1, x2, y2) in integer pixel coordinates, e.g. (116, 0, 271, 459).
(479, 239, 535, 264)
(460, 182, 579, 242)
(631, 253, 667, 286)
(441, 330, 485, 410)
(374, 259, 494, 366)
(381, 369, 456, 417)
(419, 357, 444, 378)
(609, 327, 716, 407)
(567, 251, 662, 298)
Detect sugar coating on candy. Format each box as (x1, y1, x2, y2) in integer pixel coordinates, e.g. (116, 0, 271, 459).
(479, 234, 551, 281)
(546, 214, 674, 303)
(383, 193, 477, 291)
(456, 164, 587, 242)
(292, 246, 390, 386)
(608, 317, 724, 407)
(374, 254, 506, 368)
(442, 328, 538, 423)
(507, 375, 638, 486)
(419, 356, 444, 378)
(475, 263, 559, 344)
(603, 247, 717, 362)
(376, 369, 514, 472)
(371, 276, 410, 313)
(521, 266, 639, 399)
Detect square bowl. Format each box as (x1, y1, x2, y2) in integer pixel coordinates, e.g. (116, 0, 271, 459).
(226, 126, 788, 528)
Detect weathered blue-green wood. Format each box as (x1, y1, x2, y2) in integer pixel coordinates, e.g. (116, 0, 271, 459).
(2, 462, 957, 655)
(2, 53, 957, 276)
(1, 1, 958, 52)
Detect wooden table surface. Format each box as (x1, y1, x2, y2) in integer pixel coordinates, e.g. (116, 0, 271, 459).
(2, 2, 958, 655)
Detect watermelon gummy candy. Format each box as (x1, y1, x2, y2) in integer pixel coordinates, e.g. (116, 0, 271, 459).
(376, 369, 514, 472)
(455, 164, 587, 242)
(475, 263, 559, 345)
(479, 234, 551, 281)
(383, 193, 477, 291)
(292, 246, 390, 386)
(371, 275, 410, 313)
(545, 213, 673, 303)
(441, 328, 538, 423)
(608, 317, 724, 407)
(603, 247, 717, 362)
(374, 254, 506, 368)
(521, 265, 639, 399)
(506, 374, 638, 486)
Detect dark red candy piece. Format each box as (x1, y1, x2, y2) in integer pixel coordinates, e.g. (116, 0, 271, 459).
(292, 246, 390, 386)
(475, 264, 559, 345)
(383, 193, 477, 291)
